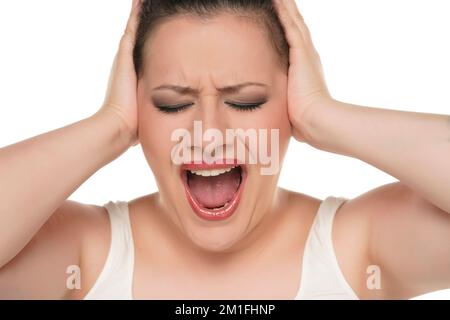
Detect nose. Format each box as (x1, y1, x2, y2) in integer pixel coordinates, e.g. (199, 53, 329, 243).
(189, 94, 230, 159)
(197, 94, 227, 132)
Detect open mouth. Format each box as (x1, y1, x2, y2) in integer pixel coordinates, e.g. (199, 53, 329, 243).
(180, 162, 246, 221)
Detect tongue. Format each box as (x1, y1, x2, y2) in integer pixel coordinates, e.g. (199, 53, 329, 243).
(188, 169, 241, 209)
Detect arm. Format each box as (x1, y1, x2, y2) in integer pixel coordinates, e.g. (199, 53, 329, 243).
(0, 109, 130, 268)
(273, 0, 450, 211)
(0, 0, 141, 298)
(304, 99, 450, 299)
(355, 182, 450, 299)
(0, 200, 110, 299)
(303, 99, 450, 215)
(273, 0, 450, 298)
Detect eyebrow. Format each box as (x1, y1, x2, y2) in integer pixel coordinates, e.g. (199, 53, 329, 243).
(151, 82, 268, 95)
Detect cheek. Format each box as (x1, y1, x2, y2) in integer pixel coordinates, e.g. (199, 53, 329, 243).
(270, 99, 291, 134)
(276, 104, 292, 152)
(226, 101, 290, 168)
(234, 100, 291, 142)
(264, 102, 291, 160)
(137, 82, 171, 159)
(138, 103, 177, 167)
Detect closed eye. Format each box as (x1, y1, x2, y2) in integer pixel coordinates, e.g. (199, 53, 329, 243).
(225, 101, 266, 112)
(155, 101, 266, 114)
(155, 103, 193, 114)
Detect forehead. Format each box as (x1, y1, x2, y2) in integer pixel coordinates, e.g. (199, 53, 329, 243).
(142, 13, 280, 86)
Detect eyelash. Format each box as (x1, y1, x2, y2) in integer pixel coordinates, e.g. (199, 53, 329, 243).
(155, 103, 193, 114)
(226, 102, 265, 112)
(155, 102, 266, 114)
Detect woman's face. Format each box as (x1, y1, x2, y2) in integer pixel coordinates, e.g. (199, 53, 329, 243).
(137, 13, 291, 252)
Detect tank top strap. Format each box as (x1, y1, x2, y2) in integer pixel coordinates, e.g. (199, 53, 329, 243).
(295, 196, 359, 300)
(83, 201, 134, 300)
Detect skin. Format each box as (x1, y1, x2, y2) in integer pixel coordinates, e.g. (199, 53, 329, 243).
(0, 0, 449, 299)
(138, 12, 292, 253)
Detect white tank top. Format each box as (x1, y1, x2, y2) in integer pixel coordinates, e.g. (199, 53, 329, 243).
(83, 196, 359, 300)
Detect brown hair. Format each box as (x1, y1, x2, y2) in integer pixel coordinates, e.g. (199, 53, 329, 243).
(133, 0, 289, 78)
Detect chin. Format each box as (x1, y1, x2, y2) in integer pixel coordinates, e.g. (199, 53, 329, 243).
(171, 199, 251, 253)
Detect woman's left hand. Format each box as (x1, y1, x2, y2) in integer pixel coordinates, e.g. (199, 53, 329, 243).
(273, 0, 332, 143)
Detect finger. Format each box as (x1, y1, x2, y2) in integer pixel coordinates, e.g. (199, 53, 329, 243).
(121, 0, 142, 52)
(274, 0, 312, 49)
(126, 0, 141, 36)
(272, 0, 306, 50)
(284, 0, 313, 43)
(283, 0, 305, 24)
(288, 1, 322, 61)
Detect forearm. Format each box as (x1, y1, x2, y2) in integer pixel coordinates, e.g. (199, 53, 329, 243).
(0, 108, 132, 265)
(303, 98, 450, 213)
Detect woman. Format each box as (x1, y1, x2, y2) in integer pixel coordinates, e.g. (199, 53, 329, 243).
(0, 0, 449, 300)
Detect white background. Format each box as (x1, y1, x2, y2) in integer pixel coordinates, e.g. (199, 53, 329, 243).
(0, 0, 448, 299)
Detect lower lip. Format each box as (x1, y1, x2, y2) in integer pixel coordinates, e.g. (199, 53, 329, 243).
(181, 167, 247, 221)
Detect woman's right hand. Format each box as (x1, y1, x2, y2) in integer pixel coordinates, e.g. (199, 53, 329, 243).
(98, 0, 142, 147)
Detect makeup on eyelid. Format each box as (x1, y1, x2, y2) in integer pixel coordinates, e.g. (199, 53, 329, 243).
(150, 89, 270, 113)
(152, 100, 268, 114)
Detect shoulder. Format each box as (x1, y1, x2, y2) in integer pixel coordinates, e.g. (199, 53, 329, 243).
(336, 181, 450, 298)
(342, 180, 449, 226)
(24, 200, 110, 258)
(331, 181, 413, 299)
(65, 196, 159, 299)
(337, 181, 444, 246)
(47, 200, 110, 299)
(334, 181, 421, 247)
(64, 196, 160, 299)
(0, 200, 111, 299)
(54, 200, 109, 231)
(48, 200, 110, 250)
(281, 184, 414, 299)
(339, 181, 416, 217)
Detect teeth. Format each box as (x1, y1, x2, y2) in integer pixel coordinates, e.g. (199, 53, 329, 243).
(189, 166, 237, 177)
